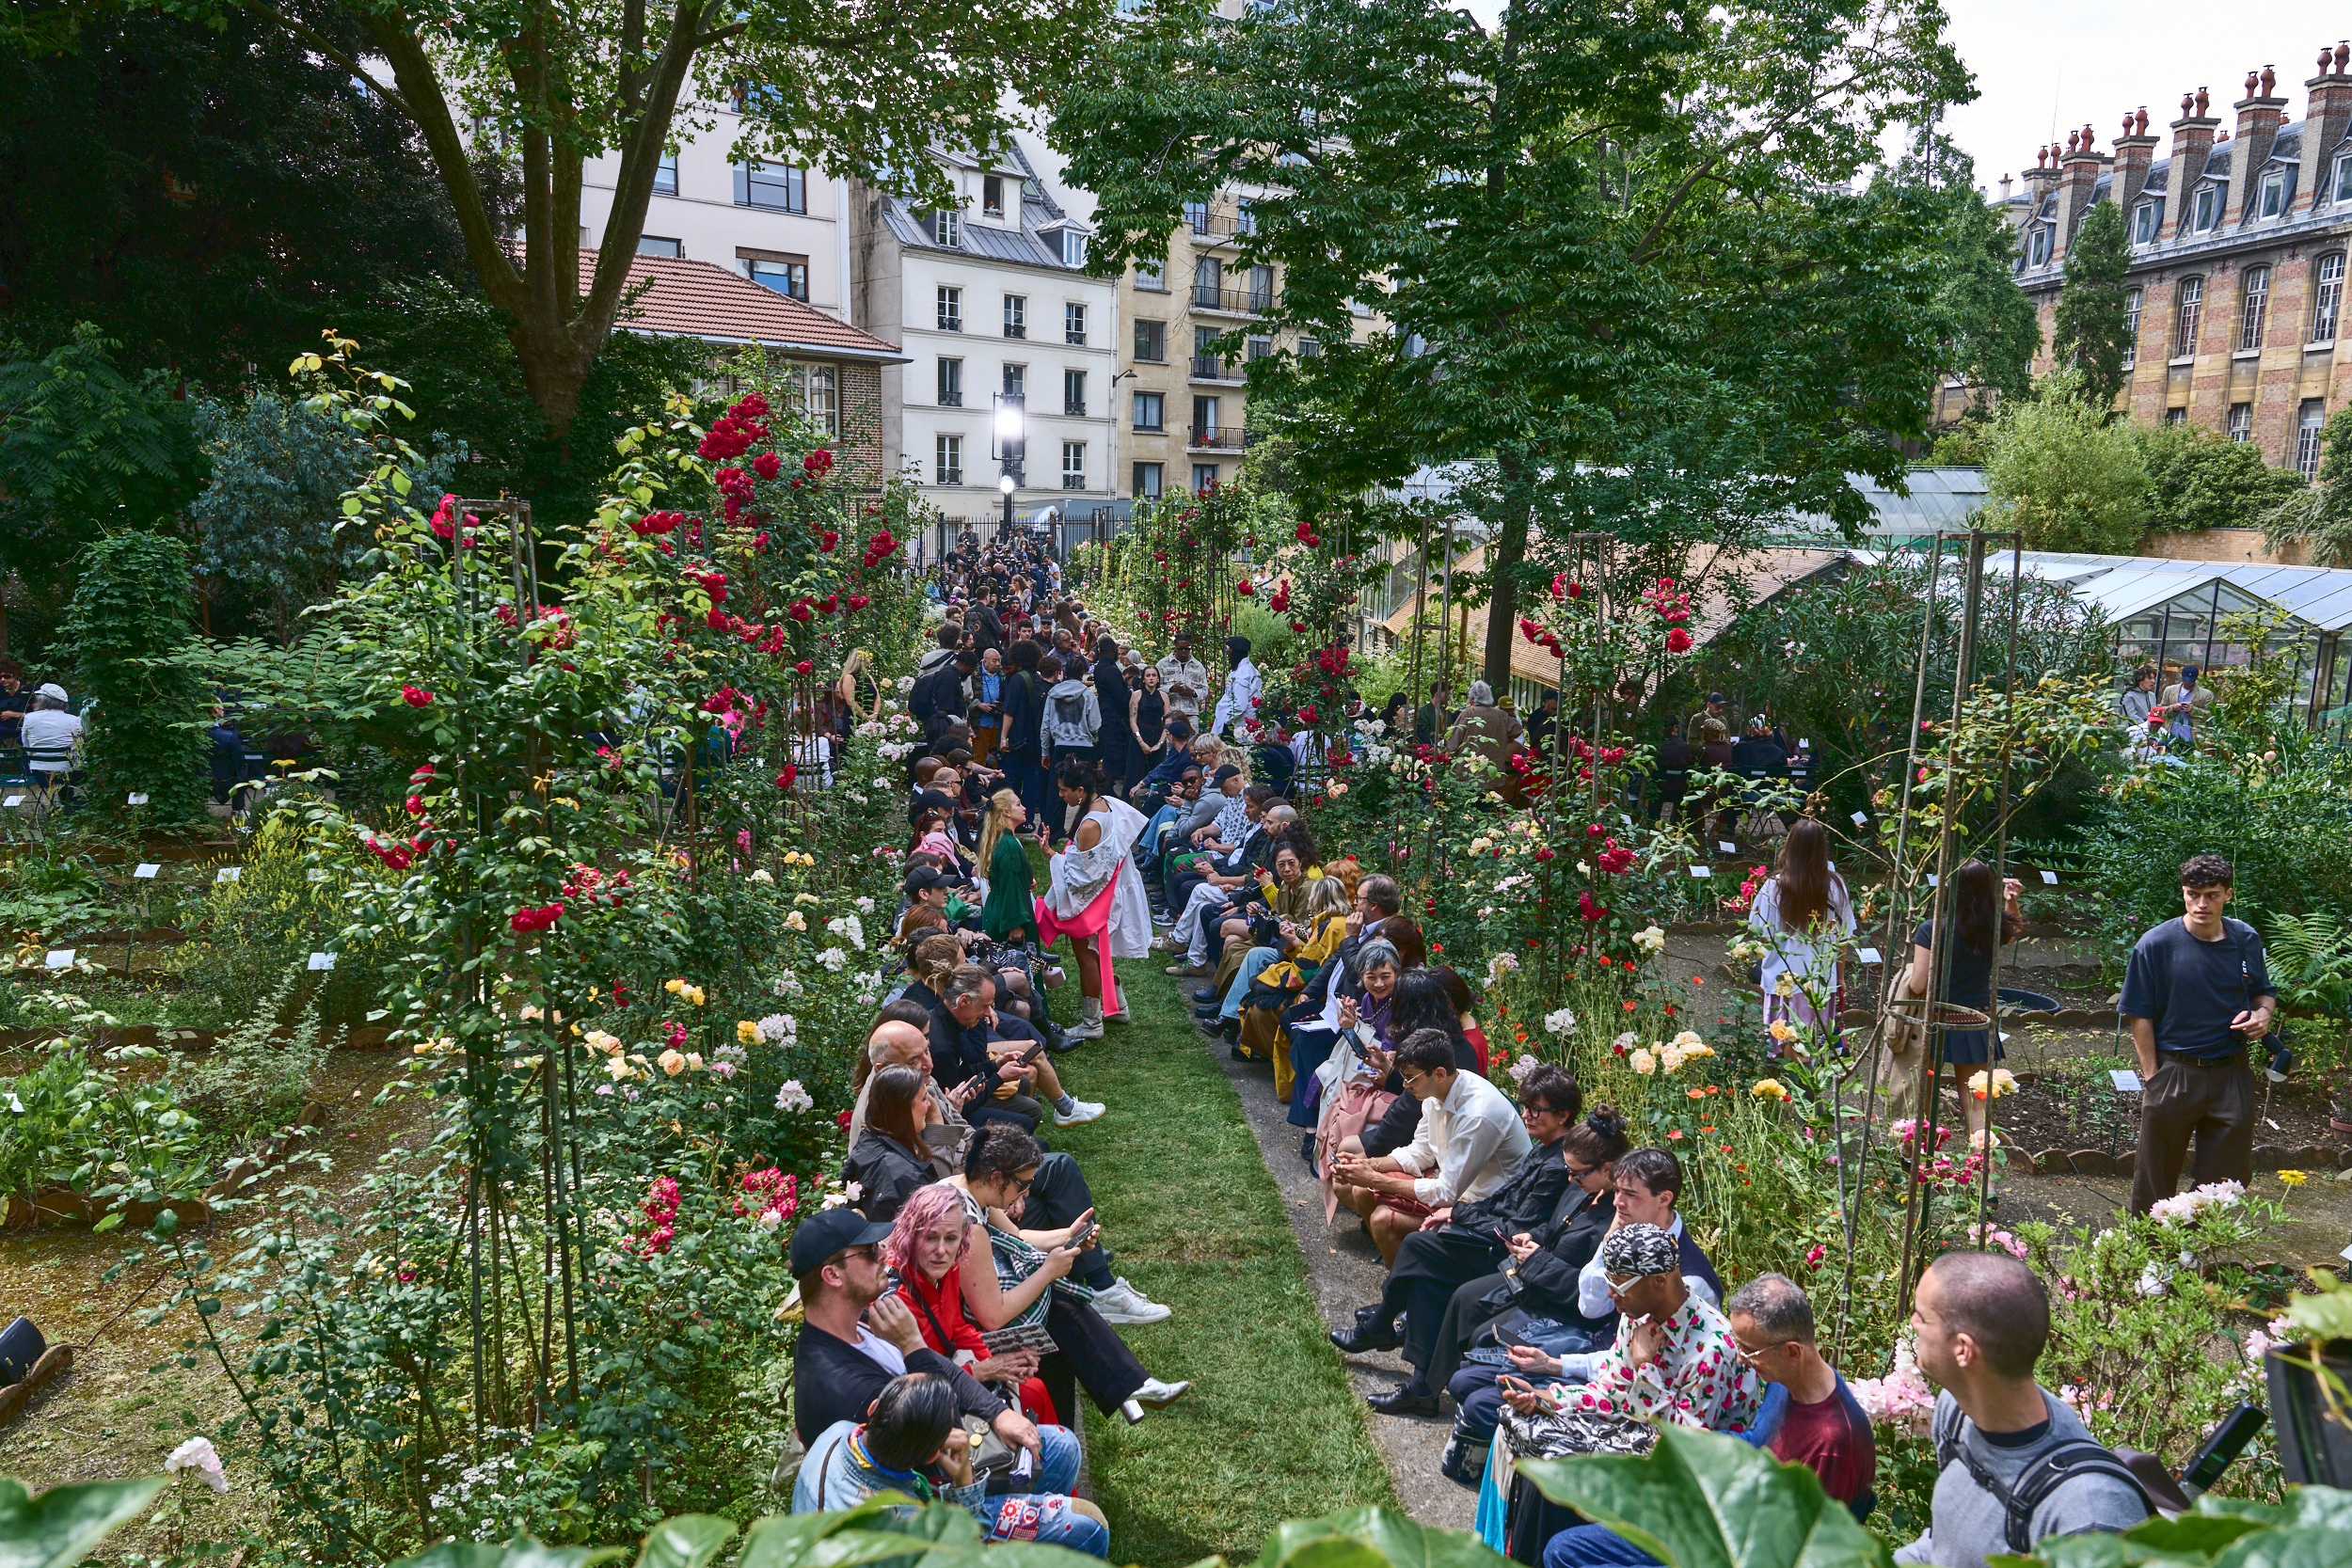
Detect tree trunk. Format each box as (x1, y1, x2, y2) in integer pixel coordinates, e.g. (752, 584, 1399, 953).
(1482, 444, 1534, 691)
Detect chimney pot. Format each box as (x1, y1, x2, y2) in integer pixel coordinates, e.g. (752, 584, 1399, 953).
(2338, 40, 2349, 74)
(2217, 129, 2231, 141)
(2263, 64, 2277, 95)
(2122, 112, 2135, 138)
(2324, 45, 2335, 74)
(2197, 86, 2210, 114)
(2082, 121, 2094, 148)
(2137, 106, 2150, 134)
(2182, 90, 2195, 116)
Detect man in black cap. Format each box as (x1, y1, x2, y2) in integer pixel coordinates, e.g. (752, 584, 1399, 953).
(1684, 691, 1730, 748)
(788, 1205, 1047, 1469)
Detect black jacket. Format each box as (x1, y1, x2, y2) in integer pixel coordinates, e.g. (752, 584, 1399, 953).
(1508, 1189, 1617, 1327)
(999, 671, 1044, 757)
(969, 604, 1005, 651)
(1450, 1139, 1572, 1239)
(844, 1131, 931, 1223)
(792, 1322, 1004, 1446)
(1730, 735, 1789, 780)
(910, 665, 969, 736)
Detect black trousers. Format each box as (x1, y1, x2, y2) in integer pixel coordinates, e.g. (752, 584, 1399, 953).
(1380, 1227, 1508, 1374)
(1024, 1151, 1114, 1291)
(1429, 1270, 1513, 1390)
(1039, 1291, 1149, 1416)
(2131, 1051, 2256, 1213)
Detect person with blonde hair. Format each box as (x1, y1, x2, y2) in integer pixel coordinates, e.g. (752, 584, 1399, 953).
(978, 788, 1037, 946)
(838, 647, 882, 725)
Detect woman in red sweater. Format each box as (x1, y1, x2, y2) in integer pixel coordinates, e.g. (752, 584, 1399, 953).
(884, 1183, 1057, 1426)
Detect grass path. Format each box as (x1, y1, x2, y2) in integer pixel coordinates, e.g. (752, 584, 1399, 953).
(1041, 955, 1401, 1565)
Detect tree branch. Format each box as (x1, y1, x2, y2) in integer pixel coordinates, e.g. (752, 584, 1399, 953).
(246, 2, 416, 121)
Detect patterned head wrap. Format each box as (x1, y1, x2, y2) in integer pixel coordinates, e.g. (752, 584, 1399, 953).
(1599, 1222, 1679, 1280)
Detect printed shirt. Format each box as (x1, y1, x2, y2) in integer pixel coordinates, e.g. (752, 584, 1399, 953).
(1562, 1293, 1760, 1434)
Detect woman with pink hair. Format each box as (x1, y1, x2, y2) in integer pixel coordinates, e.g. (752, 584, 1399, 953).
(886, 1183, 1057, 1426)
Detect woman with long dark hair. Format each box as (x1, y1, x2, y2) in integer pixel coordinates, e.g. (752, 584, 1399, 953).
(1127, 665, 1168, 791)
(1089, 635, 1130, 791)
(1748, 818, 1855, 1051)
(1031, 756, 1151, 1039)
(1899, 857, 2024, 1140)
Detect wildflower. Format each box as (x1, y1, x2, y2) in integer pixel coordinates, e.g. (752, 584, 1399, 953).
(2279, 1169, 2309, 1187)
(1544, 1006, 1577, 1037)
(1751, 1078, 1789, 1101)
(166, 1436, 230, 1495)
(1612, 1031, 1637, 1053)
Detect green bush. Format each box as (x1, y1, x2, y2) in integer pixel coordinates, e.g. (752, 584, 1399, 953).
(2133, 422, 2306, 534)
(58, 531, 211, 829)
(1979, 375, 2150, 552)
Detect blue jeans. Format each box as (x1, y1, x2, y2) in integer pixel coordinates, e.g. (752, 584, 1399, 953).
(1221, 945, 1281, 1019)
(982, 1425, 1106, 1555)
(1543, 1525, 1658, 1568)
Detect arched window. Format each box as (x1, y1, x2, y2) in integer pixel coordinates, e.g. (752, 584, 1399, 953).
(2173, 277, 2204, 359)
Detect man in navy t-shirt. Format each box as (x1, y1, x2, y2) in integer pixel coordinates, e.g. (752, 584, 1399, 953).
(2120, 854, 2277, 1214)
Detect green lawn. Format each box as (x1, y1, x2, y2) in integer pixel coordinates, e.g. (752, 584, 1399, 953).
(1042, 956, 1401, 1565)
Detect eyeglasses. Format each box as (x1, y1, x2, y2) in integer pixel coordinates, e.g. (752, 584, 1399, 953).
(1732, 1340, 1774, 1363)
(1563, 1161, 1597, 1180)
(1602, 1272, 1647, 1295)
(1523, 1101, 1564, 1119)
(832, 1244, 879, 1267)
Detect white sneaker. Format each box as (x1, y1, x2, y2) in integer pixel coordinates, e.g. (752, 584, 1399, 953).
(1134, 1376, 1190, 1408)
(1091, 1279, 1172, 1325)
(1055, 1099, 1106, 1126)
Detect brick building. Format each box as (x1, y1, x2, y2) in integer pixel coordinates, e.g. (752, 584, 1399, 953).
(2006, 52, 2352, 475)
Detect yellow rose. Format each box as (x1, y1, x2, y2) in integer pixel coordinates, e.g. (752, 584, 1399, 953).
(1768, 1020, 1795, 1043)
(658, 1049, 686, 1076)
(737, 1020, 760, 1045)
(1751, 1078, 1789, 1101)
(664, 977, 685, 994)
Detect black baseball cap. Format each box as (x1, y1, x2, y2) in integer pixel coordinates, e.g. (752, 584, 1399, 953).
(903, 864, 953, 895)
(1213, 764, 1243, 784)
(787, 1207, 894, 1275)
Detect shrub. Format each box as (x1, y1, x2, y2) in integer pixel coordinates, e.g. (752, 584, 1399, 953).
(1979, 374, 2150, 552)
(2133, 421, 2306, 534)
(58, 531, 211, 829)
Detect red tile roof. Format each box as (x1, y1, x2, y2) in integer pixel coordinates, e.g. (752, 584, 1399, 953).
(594, 251, 905, 361)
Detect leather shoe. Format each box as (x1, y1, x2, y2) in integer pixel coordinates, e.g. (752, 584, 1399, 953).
(1192, 989, 1220, 1005)
(1193, 1002, 1222, 1020)
(1367, 1384, 1442, 1418)
(1328, 1320, 1404, 1354)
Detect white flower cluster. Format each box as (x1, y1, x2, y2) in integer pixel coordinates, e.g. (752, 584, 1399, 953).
(772, 971, 803, 996)
(1505, 1053, 1541, 1086)
(827, 914, 866, 951)
(1544, 1006, 1577, 1037)
(854, 895, 876, 914)
(774, 1078, 815, 1113)
(1632, 925, 1665, 956)
(756, 1013, 798, 1045)
(878, 739, 916, 761)
(2148, 1180, 2245, 1223)
(818, 946, 848, 971)
(167, 1436, 229, 1494)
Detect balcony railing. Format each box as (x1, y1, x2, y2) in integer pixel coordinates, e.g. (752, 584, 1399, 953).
(1191, 285, 1276, 314)
(1185, 212, 1258, 239)
(1189, 356, 1245, 382)
(1187, 425, 1251, 451)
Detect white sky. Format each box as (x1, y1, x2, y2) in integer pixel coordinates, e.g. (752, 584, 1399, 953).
(1452, 0, 2349, 191)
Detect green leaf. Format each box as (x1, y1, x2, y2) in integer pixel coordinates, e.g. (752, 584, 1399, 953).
(736, 1502, 939, 1568)
(496, 1539, 628, 1568)
(2119, 1515, 2271, 1560)
(1254, 1506, 1507, 1568)
(0, 1475, 167, 1568)
(633, 1514, 736, 1568)
(1518, 1426, 1888, 1568)
(2210, 1528, 2352, 1568)
(386, 1545, 513, 1568)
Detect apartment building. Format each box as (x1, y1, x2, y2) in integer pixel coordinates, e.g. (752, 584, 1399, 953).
(2006, 55, 2352, 472)
(848, 134, 1119, 532)
(580, 105, 851, 325)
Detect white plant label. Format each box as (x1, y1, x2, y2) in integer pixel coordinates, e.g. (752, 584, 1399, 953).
(1855, 947, 1883, 965)
(1927, 874, 1939, 888)
(1718, 841, 1737, 855)
(2040, 869, 2059, 885)
(307, 952, 337, 971)
(2110, 1069, 2143, 1093)
(2, 796, 21, 808)
(1851, 812, 1867, 826)
(126, 792, 149, 805)
(216, 866, 242, 883)
(134, 863, 161, 879)
(4, 1092, 23, 1114)
(43, 949, 74, 969)
(1688, 864, 1711, 879)
(1800, 738, 1811, 750)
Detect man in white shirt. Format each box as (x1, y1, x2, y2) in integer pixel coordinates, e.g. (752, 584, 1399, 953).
(1155, 633, 1212, 726)
(1332, 1029, 1531, 1265)
(1211, 635, 1263, 742)
(20, 685, 84, 781)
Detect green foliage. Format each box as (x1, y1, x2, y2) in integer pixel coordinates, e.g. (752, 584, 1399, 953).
(1980, 374, 2151, 551)
(57, 531, 213, 829)
(2050, 202, 2135, 414)
(2263, 408, 2352, 566)
(1931, 193, 2042, 414)
(0, 1030, 207, 1207)
(189, 391, 379, 645)
(2265, 911, 2352, 1021)
(0, 1475, 167, 1568)
(0, 844, 111, 941)
(1522, 1425, 1888, 1568)
(0, 325, 202, 610)
(2132, 423, 2306, 534)
(1991, 1483, 2352, 1568)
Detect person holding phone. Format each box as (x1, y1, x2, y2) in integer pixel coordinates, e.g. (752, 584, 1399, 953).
(1328, 1028, 1531, 1266)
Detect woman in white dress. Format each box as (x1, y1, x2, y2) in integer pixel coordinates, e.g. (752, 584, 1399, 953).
(1032, 756, 1151, 1039)
(1744, 817, 1854, 1052)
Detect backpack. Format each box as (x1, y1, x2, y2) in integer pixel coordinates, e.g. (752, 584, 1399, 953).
(1934, 1406, 2153, 1553)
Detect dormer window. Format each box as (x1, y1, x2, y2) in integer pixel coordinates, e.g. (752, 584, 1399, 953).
(2133, 199, 2162, 245)
(1059, 230, 1087, 266)
(983, 175, 1004, 215)
(2193, 185, 2220, 232)
(2026, 227, 2051, 266)
(2332, 151, 2352, 207)
(931, 209, 961, 247)
(2260, 169, 2287, 219)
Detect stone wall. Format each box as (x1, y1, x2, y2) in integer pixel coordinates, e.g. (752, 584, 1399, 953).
(2137, 527, 2309, 564)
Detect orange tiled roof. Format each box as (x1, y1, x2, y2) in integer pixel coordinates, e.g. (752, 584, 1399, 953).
(593, 251, 906, 361)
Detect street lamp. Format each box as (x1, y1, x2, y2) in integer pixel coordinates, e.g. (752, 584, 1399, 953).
(992, 391, 1025, 536)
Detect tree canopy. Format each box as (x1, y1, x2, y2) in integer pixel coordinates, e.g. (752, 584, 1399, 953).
(1053, 0, 1974, 688)
(2050, 200, 2133, 414)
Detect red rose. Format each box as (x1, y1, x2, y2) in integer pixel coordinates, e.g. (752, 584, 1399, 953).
(793, 660, 814, 675)
(847, 594, 870, 610)
(774, 765, 798, 790)
(402, 684, 435, 707)
(509, 901, 565, 933)
(804, 449, 834, 476)
(753, 451, 782, 480)
(405, 794, 424, 816)
(1236, 578, 1254, 596)
(1666, 627, 1692, 654)
(836, 1108, 852, 1129)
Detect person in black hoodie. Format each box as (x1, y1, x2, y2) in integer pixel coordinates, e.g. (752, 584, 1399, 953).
(999, 641, 1052, 822)
(911, 649, 976, 740)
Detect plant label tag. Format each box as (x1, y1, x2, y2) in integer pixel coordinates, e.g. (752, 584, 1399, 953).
(1927, 874, 1939, 888)
(2110, 1069, 2143, 1093)
(44, 948, 74, 969)
(1851, 812, 1867, 826)
(134, 863, 161, 879)
(4, 1091, 22, 1114)
(1688, 864, 1711, 879)
(2, 796, 21, 808)
(1855, 947, 1883, 965)
(1621, 814, 1634, 827)
(216, 866, 242, 883)
(2040, 869, 2058, 885)
(308, 952, 337, 971)
(1800, 738, 1811, 750)
(126, 792, 149, 805)
(1718, 841, 1736, 855)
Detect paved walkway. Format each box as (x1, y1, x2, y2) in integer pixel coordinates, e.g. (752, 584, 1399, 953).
(1184, 1008, 1479, 1530)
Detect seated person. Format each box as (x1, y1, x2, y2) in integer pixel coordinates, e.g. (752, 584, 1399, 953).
(1342, 959, 1476, 1165)
(1160, 778, 1271, 973)
(19, 685, 83, 786)
(1202, 867, 1351, 1053)
(1568, 1148, 1723, 1323)
(1330, 1064, 1581, 1411)
(899, 943, 1041, 1132)
(928, 962, 1104, 1131)
(1202, 810, 1310, 978)
(1328, 1027, 1533, 1266)
(1134, 716, 1205, 795)
(1538, 1273, 1868, 1568)
(1434, 1108, 1632, 1486)
(898, 864, 978, 944)
(845, 1066, 942, 1222)
(793, 1371, 1109, 1555)
(886, 1184, 1057, 1424)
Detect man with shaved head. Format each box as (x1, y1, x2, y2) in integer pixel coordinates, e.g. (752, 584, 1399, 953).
(1897, 1252, 2147, 1568)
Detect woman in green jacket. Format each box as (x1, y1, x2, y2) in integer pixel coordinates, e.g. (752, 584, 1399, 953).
(977, 788, 1035, 945)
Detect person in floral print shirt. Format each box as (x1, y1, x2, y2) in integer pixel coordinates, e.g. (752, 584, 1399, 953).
(1502, 1223, 1759, 1453)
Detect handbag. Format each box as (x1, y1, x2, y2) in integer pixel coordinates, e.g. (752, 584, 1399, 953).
(1880, 971, 1927, 1058)
(959, 1414, 1018, 1481)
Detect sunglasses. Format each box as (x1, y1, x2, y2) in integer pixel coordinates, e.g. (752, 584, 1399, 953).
(1602, 1272, 1652, 1295)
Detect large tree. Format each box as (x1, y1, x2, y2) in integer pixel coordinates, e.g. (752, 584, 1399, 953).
(1054, 0, 1971, 690)
(125, 0, 1108, 433)
(2050, 199, 2134, 414)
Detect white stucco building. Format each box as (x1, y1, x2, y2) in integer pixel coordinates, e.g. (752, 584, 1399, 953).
(849, 133, 1120, 543)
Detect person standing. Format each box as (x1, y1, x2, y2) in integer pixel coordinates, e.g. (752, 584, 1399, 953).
(2118, 666, 2157, 728)
(1212, 636, 1263, 743)
(1443, 681, 1524, 778)
(1126, 666, 1168, 791)
(1000, 641, 1053, 823)
(1039, 654, 1103, 779)
(0, 661, 26, 751)
(1088, 635, 1130, 790)
(2159, 665, 2214, 745)
(1684, 691, 1731, 748)
(968, 646, 1006, 768)
(1748, 819, 1854, 1048)
(1897, 861, 2023, 1143)
(2123, 854, 2275, 1214)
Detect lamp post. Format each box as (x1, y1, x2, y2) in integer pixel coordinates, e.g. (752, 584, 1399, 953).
(993, 391, 1025, 542)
